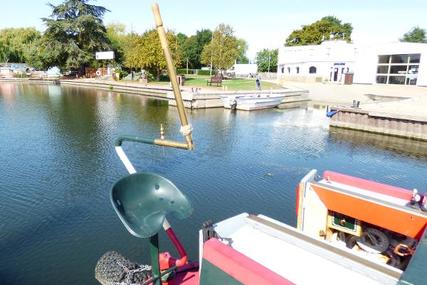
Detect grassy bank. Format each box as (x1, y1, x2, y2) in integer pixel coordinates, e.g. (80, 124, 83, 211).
(147, 75, 283, 91)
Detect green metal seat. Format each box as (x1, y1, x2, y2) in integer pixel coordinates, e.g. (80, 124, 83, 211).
(111, 172, 193, 238)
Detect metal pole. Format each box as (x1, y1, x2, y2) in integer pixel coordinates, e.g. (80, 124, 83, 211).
(210, 33, 213, 76)
(152, 3, 193, 150)
(149, 234, 161, 285)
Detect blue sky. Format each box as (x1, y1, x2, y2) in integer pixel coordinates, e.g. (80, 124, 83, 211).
(1, 0, 427, 59)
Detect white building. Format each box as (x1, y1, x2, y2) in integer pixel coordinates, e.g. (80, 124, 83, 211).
(277, 40, 427, 86)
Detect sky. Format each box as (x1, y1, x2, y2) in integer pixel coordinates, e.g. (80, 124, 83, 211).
(1, 0, 427, 59)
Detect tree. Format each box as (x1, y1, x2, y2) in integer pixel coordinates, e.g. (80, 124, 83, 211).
(256, 48, 278, 72)
(236, 38, 249, 64)
(201, 24, 239, 72)
(123, 29, 181, 80)
(285, 16, 352, 46)
(400, 27, 427, 43)
(40, 0, 112, 71)
(182, 29, 212, 69)
(0, 28, 41, 63)
(106, 23, 127, 65)
(176, 32, 188, 68)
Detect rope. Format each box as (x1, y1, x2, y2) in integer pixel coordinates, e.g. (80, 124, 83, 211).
(180, 124, 193, 136)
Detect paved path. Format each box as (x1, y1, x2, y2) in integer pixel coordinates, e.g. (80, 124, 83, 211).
(279, 81, 427, 104)
(278, 81, 427, 121)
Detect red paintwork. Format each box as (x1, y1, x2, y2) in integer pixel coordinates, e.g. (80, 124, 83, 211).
(323, 171, 413, 200)
(295, 184, 300, 217)
(165, 227, 188, 266)
(166, 264, 199, 285)
(203, 238, 295, 285)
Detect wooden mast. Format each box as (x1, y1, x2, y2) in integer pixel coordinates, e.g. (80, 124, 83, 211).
(152, 3, 194, 150)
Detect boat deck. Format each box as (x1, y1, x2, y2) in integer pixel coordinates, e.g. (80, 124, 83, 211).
(213, 213, 401, 285)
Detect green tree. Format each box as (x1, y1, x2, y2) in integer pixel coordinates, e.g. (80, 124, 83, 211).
(256, 48, 278, 72)
(40, 0, 112, 71)
(122, 33, 142, 70)
(0, 28, 41, 63)
(106, 23, 127, 64)
(236, 38, 249, 64)
(400, 27, 427, 43)
(123, 29, 181, 80)
(182, 29, 212, 69)
(285, 16, 352, 46)
(176, 32, 188, 68)
(201, 24, 239, 72)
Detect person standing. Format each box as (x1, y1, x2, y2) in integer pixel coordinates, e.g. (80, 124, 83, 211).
(255, 75, 261, 90)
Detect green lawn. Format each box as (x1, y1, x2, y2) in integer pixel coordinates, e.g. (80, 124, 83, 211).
(147, 75, 283, 91)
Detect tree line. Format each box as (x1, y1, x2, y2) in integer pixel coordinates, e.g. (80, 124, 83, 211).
(0, 0, 259, 78)
(2, 1, 423, 78)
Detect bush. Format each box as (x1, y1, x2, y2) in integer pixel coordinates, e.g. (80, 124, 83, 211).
(159, 74, 170, 81)
(177, 68, 196, 75)
(146, 72, 156, 81)
(177, 68, 187, 75)
(197, 69, 211, 76)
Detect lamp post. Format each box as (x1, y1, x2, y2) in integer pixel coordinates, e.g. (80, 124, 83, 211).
(209, 33, 214, 76)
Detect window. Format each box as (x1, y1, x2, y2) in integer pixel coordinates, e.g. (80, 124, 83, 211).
(391, 54, 409, 64)
(296, 67, 300, 74)
(287, 67, 291, 74)
(281, 67, 285, 73)
(376, 76, 387, 84)
(376, 53, 420, 85)
(309, 66, 317, 74)
(389, 76, 405, 84)
(390, 65, 408, 74)
(409, 54, 420, 63)
(408, 65, 419, 74)
(378, 55, 390, 64)
(377, 66, 388, 74)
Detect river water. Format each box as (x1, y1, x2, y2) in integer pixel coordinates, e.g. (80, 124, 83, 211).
(0, 83, 426, 284)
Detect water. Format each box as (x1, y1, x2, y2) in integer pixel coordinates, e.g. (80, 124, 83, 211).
(0, 83, 426, 285)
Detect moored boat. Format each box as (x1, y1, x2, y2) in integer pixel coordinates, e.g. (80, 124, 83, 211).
(220, 93, 285, 111)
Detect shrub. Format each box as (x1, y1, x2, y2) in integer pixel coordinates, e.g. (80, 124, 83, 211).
(159, 74, 170, 81)
(177, 68, 196, 75)
(197, 69, 211, 76)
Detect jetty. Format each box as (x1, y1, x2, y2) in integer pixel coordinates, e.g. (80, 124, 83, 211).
(329, 97, 427, 141)
(167, 89, 309, 109)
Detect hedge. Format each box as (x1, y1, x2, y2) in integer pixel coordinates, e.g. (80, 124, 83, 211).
(197, 69, 211, 76)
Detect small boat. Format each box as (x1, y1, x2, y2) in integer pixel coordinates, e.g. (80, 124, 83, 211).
(220, 93, 285, 111)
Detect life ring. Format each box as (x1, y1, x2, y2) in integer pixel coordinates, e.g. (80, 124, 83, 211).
(96, 70, 101, 76)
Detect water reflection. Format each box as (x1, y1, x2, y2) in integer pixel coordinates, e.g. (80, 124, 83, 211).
(330, 127, 427, 160)
(0, 83, 17, 107)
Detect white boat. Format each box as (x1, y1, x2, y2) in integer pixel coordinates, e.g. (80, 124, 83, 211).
(221, 93, 285, 111)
